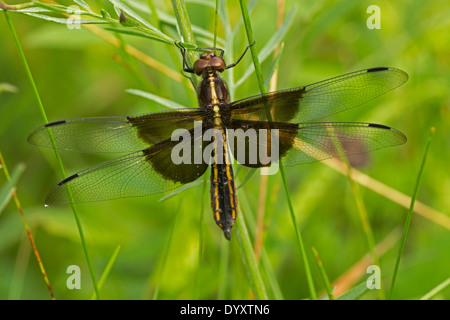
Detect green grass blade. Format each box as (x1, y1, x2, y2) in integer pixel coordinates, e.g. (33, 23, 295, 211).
(108, 0, 164, 35)
(0, 162, 25, 215)
(237, 186, 284, 300)
(279, 164, 317, 299)
(235, 206, 268, 300)
(238, 0, 265, 94)
(126, 89, 186, 109)
(0, 82, 19, 93)
(194, 173, 208, 299)
(0, 151, 55, 299)
(170, 0, 197, 87)
(235, 8, 296, 88)
(238, 0, 317, 300)
(346, 171, 384, 299)
(216, 237, 230, 299)
(90, 245, 121, 300)
(158, 180, 204, 202)
(147, 200, 181, 300)
(171, 0, 195, 44)
(389, 127, 435, 299)
(312, 247, 334, 300)
(22, 13, 111, 24)
(3, 9, 100, 299)
(236, 168, 257, 189)
(263, 42, 285, 89)
(420, 277, 450, 300)
(213, 0, 219, 47)
(336, 282, 369, 300)
(146, 0, 162, 30)
(104, 27, 174, 45)
(73, 0, 92, 13)
(328, 126, 384, 299)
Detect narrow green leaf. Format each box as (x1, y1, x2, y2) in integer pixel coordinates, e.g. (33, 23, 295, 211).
(235, 7, 297, 88)
(123, 0, 225, 46)
(420, 277, 450, 300)
(126, 88, 186, 109)
(263, 42, 284, 89)
(3, 9, 101, 299)
(312, 247, 334, 300)
(90, 245, 121, 300)
(73, 0, 92, 13)
(0, 163, 26, 215)
(238, 0, 317, 300)
(32, 0, 77, 15)
(237, 186, 284, 300)
(8, 7, 52, 14)
(389, 127, 435, 298)
(100, 9, 111, 19)
(170, 0, 199, 90)
(108, 0, 166, 37)
(158, 180, 205, 202)
(237, 167, 257, 189)
(336, 282, 369, 300)
(0, 82, 19, 94)
(23, 13, 111, 24)
(235, 206, 268, 300)
(105, 27, 174, 45)
(151, 202, 180, 300)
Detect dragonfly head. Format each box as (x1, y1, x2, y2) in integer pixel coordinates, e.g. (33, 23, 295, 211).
(193, 51, 226, 76)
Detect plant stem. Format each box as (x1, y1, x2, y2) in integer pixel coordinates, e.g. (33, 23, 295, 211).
(3, 9, 100, 299)
(238, 0, 317, 300)
(0, 152, 55, 299)
(389, 127, 435, 299)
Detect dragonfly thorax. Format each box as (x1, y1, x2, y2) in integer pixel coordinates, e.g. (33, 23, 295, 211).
(197, 73, 230, 111)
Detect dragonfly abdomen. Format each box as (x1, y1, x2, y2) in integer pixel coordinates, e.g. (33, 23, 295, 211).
(210, 130, 238, 240)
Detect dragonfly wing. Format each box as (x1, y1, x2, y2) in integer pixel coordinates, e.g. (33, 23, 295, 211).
(45, 130, 210, 205)
(227, 120, 406, 167)
(282, 122, 407, 166)
(28, 108, 208, 153)
(230, 67, 408, 123)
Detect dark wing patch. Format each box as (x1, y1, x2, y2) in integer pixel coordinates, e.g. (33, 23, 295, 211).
(28, 108, 208, 153)
(230, 68, 408, 123)
(283, 122, 407, 166)
(226, 121, 406, 167)
(44, 130, 211, 206)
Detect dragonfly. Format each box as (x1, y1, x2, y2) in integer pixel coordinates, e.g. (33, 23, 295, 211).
(28, 43, 408, 240)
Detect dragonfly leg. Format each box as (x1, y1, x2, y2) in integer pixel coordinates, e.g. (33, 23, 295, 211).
(225, 41, 255, 70)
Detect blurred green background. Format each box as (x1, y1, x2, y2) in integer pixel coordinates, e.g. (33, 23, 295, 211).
(0, 0, 449, 300)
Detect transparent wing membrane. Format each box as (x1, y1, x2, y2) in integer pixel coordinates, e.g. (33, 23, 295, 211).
(45, 136, 209, 206)
(230, 67, 408, 123)
(28, 109, 207, 153)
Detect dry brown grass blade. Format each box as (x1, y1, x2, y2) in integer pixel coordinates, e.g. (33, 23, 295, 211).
(0, 153, 55, 300)
(331, 227, 402, 297)
(323, 158, 450, 230)
(253, 0, 285, 263)
(82, 24, 186, 85)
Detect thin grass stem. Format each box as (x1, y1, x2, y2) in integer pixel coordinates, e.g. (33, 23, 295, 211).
(389, 127, 435, 299)
(235, 204, 269, 300)
(195, 173, 208, 299)
(312, 247, 334, 300)
(149, 201, 180, 300)
(0, 152, 55, 300)
(329, 127, 384, 299)
(238, 0, 317, 300)
(3, 9, 100, 299)
(90, 245, 121, 300)
(420, 277, 450, 300)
